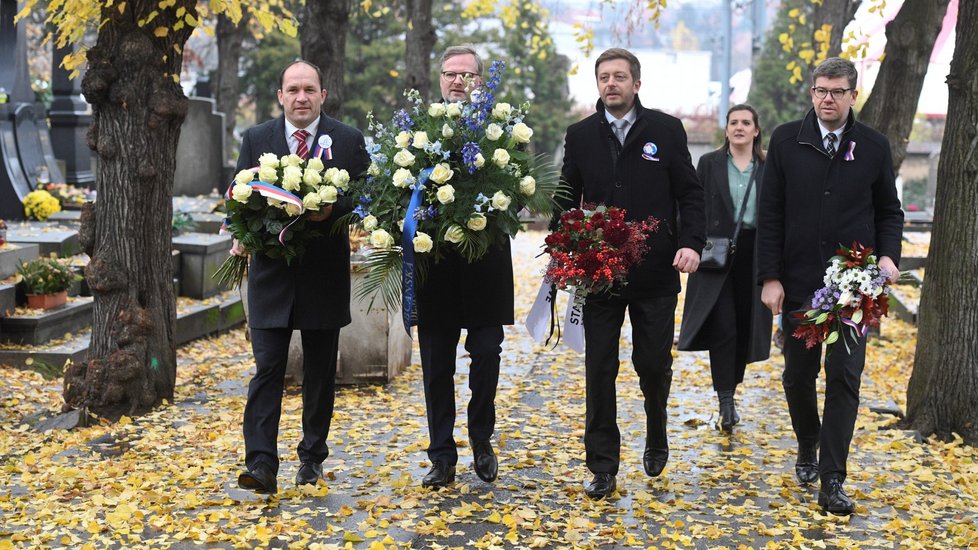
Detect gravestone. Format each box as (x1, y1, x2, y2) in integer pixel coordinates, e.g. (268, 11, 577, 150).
(48, 43, 95, 187)
(173, 97, 226, 196)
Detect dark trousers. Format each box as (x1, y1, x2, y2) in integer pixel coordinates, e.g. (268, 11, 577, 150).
(418, 323, 503, 465)
(583, 294, 677, 475)
(705, 229, 756, 391)
(782, 300, 865, 483)
(243, 327, 340, 474)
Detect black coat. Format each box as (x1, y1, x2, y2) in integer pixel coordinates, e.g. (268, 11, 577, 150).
(757, 108, 903, 302)
(677, 150, 772, 361)
(559, 97, 706, 298)
(236, 115, 370, 330)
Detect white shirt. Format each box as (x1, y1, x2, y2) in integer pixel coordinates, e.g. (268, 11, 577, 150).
(605, 107, 637, 141)
(285, 117, 320, 155)
(817, 120, 843, 152)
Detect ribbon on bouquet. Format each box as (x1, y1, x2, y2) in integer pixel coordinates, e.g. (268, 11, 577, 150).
(401, 167, 433, 335)
(840, 316, 870, 337)
(225, 171, 307, 246)
(524, 280, 585, 353)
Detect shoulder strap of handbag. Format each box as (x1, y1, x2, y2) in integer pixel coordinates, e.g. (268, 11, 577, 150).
(730, 159, 758, 246)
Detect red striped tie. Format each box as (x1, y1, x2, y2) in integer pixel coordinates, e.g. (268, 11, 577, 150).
(293, 129, 310, 158)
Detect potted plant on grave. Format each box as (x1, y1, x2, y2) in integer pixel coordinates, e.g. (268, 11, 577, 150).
(16, 257, 82, 310)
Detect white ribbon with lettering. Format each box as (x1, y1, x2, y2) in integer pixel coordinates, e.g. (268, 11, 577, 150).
(562, 292, 586, 353)
(524, 280, 555, 344)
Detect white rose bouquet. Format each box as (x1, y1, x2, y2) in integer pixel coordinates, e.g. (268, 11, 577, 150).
(345, 60, 564, 311)
(215, 152, 351, 288)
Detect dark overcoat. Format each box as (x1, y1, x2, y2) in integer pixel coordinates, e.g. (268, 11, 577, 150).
(236, 115, 370, 330)
(559, 97, 706, 298)
(677, 149, 772, 361)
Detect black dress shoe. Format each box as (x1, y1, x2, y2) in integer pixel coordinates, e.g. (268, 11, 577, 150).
(795, 442, 819, 485)
(818, 476, 855, 515)
(717, 390, 738, 432)
(238, 463, 277, 494)
(470, 439, 498, 482)
(643, 446, 669, 477)
(421, 460, 456, 488)
(584, 473, 616, 499)
(295, 461, 323, 486)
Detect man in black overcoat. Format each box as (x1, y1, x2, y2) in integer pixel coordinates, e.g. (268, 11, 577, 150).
(234, 60, 369, 494)
(558, 48, 705, 499)
(414, 45, 514, 488)
(757, 57, 903, 515)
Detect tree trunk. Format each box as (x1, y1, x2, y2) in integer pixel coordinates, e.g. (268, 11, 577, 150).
(404, 0, 436, 102)
(215, 12, 250, 161)
(859, 0, 950, 173)
(301, 0, 352, 118)
(811, 0, 861, 56)
(905, 0, 978, 445)
(63, 0, 194, 419)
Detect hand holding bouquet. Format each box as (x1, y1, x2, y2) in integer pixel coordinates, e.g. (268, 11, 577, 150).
(215, 152, 352, 288)
(544, 205, 659, 296)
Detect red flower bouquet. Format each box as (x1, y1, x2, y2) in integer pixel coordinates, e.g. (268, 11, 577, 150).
(544, 205, 659, 295)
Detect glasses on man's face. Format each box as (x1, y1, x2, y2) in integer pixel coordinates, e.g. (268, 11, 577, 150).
(441, 71, 480, 82)
(812, 87, 852, 100)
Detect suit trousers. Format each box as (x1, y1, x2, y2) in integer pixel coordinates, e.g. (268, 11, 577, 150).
(583, 294, 677, 475)
(243, 327, 340, 474)
(418, 323, 503, 465)
(704, 228, 756, 391)
(781, 300, 865, 483)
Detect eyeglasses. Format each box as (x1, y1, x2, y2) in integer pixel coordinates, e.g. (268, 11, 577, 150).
(441, 71, 480, 81)
(812, 87, 853, 100)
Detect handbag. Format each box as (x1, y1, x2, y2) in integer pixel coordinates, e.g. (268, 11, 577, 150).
(699, 162, 757, 271)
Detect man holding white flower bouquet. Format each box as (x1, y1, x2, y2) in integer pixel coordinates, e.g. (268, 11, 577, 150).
(757, 57, 903, 515)
(232, 60, 369, 494)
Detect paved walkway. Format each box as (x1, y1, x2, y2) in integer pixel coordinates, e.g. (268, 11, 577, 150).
(1, 231, 975, 548)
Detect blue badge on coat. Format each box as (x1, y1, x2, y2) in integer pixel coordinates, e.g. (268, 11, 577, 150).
(642, 142, 659, 161)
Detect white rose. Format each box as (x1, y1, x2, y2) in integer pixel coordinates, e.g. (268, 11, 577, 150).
(302, 168, 323, 187)
(429, 163, 455, 185)
(413, 231, 433, 253)
(473, 153, 485, 168)
(393, 149, 416, 167)
(511, 122, 534, 144)
(258, 152, 279, 168)
(467, 214, 487, 231)
(330, 169, 350, 189)
(367, 162, 381, 176)
(281, 166, 302, 191)
(436, 184, 455, 204)
(492, 148, 510, 168)
(302, 192, 321, 210)
(369, 229, 394, 250)
(284, 203, 302, 217)
(234, 169, 255, 185)
(519, 176, 536, 195)
(362, 215, 378, 231)
(306, 157, 325, 172)
(258, 165, 279, 184)
(392, 168, 415, 188)
(319, 185, 338, 204)
(485, 123, 504, 141)
(492, 102, 512, 120)
(413, 131, 430, 149)
(446, 103, 462, 117)
(281, 154, 304, 167)
(395, 131, 412, 148)
(428, 103, 447, 117)
(231, 183, 253, 203)
(491, 190, 512, 211)
(442, 123, 454, 138)
(444, 225, 465, 243)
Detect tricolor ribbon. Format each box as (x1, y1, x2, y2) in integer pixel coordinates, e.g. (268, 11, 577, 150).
(844, 141, 856, 161)
(313, 134, 334, 161)
(840, 316, 870, 337)
(226, 169, 307, 246)
(401, 167, 433, 335)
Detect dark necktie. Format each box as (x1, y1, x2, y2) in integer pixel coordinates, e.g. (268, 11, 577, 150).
(293, 129, 310, 159)
(825, 132, 837, 158)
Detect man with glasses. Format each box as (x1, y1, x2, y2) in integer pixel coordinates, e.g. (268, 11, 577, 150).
(414, 45, 513, 489)
(757, 57, 903, 515)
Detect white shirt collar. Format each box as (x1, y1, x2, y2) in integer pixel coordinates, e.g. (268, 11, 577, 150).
(285, 117, 320, 143)
(817, 120, 843, 144)
(605, 106, 637, 127)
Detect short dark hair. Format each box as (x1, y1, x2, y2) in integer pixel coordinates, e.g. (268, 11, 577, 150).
(439, 45, 484, 74)
(812, 57, 857, 90)
(594, 48, 641, 81)
(279, 60, 324, 90)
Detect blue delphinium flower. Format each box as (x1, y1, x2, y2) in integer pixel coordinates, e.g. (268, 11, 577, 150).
(393, 109, 414, 132)
(354, 195, 372, 218)
(462, 142, 481, 174)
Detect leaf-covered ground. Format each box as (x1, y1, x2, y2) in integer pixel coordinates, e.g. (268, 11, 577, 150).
(1, 231, 976, 549)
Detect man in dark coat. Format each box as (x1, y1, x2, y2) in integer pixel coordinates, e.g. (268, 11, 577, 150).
(757, 57, 903, 515)
(558, 48, 706, 499)
(234, 60, 369, 494)
(415, 45, 514, 489)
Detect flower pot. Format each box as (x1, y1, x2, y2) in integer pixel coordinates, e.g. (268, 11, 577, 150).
(26, 291, 68, 310)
